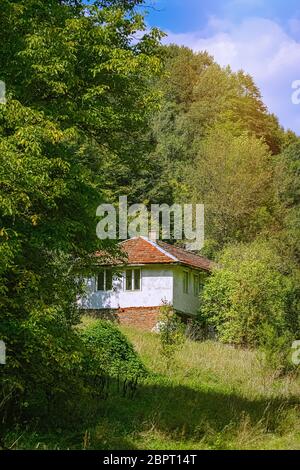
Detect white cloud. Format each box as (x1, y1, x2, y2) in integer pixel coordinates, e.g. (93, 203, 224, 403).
(288, 18, 300, 38)
(163, 17, 300, 132)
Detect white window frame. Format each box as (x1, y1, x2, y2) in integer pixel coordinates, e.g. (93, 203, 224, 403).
(97, 268, 113, 292)
(125, 268, 141, 291)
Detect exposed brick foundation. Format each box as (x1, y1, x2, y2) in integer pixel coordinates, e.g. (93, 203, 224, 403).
(81, 307, 161, 330)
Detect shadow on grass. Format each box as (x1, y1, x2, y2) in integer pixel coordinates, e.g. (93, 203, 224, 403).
(89, 378, 300, 449)
(6, 377, 299, 450)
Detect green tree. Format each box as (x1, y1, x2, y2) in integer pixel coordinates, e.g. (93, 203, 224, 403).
(188, 128, 279, 250)
(147, 45, 285, 211)
(0, 0, 162, 423)
(275, 140, 300, 266)
(199, 241, 297, 370)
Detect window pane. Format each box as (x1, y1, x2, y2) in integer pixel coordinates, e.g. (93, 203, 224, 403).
(183, 271, 189, 294)
(97, 271, 105, 291)
(134, 269, 141, 290)
(106, 269, 113, 291)
(126, 269, 133, 290)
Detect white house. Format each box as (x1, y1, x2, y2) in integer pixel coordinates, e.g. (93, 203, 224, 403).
(79, 236, 212, 329)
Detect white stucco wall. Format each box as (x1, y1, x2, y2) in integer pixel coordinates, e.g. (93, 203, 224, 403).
(79, 265, 173, 310)
(173, 266, 202, 315)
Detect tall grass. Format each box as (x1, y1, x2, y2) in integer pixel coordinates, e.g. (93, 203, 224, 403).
(3, 320, 300, 450)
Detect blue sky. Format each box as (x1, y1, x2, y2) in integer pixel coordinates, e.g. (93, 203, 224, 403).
(143, 0, 300, 133)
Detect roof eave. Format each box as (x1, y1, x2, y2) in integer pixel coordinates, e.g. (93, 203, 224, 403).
(95, 260, 212, 272)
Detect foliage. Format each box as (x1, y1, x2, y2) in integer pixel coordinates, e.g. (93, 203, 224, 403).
(274, 140, 300, 267)
(188, 128, 279, 249)
(1, 0, 300, 445)
(0, 315, 147, 438)
(1, 307, 89, 431)
(258, 323, 294, 374)
(198, 241, 298, 371)
(0, 0, 162, 427)
(3, 325, 300, 450)
(158, 302, 185, 369)
(147, 45, 285, 211)
(80, 320, 147, 395)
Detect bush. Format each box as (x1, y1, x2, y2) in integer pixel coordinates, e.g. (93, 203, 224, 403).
(80, 320, 147, 396)
(158, 302, 185, 369)
(259, 323, 294, 374)
(199, 241, 298, 371)
(0, 307, 90, 430)
(0, 313, 146, 435)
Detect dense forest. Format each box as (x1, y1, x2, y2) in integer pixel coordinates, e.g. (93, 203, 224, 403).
(0, 0, 299, 447)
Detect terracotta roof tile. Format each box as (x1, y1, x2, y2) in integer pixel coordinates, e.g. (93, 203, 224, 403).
(157, 241, 212, 271)
(96, 237, 212, 272)
(120, 237, 174, 264)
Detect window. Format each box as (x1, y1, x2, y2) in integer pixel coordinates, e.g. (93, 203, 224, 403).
(97, 271, 105, 291)
(97, 269, 113, 291)
(183, 271, 189, 294)
(125, 269, 133, 291)
(125, 269, 141, 291)
(193, 274, 199, 296)
(106, 269, 113, 291)
(134, 269, 141, 291)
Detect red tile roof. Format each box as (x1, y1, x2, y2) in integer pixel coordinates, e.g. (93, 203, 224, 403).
(157, 240, 212, 271)
(96, 237, 212, 272)
(120, 237, 174, 265)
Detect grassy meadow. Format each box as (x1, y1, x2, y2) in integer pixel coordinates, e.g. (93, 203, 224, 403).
(3, 318, 300, 450)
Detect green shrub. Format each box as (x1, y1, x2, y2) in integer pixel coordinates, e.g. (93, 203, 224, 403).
(0, 313, 146, 434)
(158, 302, 185, 369)
(199, 241, 298, 372)
(259, 323, 294, 374)
(0, 307, 90, 429)
(80, 320, 147, 396)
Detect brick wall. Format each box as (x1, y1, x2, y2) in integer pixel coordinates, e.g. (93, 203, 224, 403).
(82, 307, 161, 330)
